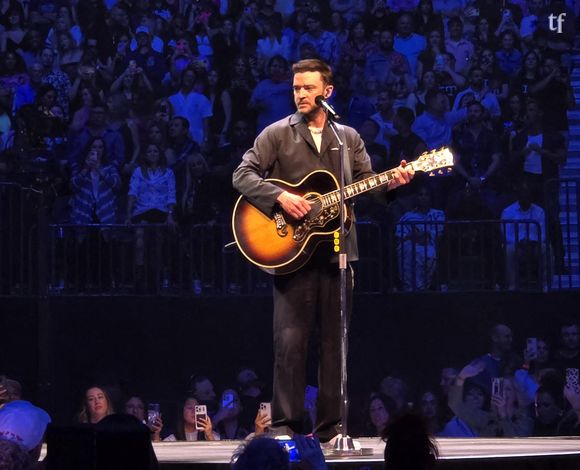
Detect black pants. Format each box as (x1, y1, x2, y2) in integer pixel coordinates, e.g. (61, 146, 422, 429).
(271, 257, 352, 441)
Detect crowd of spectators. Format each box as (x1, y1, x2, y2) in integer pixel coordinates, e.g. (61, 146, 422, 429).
(1, 320, 580, 467)
(0, 0, 577, 295)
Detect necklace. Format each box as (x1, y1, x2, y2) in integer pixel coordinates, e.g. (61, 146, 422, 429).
(308, 126, 323, 135)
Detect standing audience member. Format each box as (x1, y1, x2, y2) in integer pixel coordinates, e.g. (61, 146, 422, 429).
(168, 68, 213, 149)
(509, 99, 567, 273)
(69, 137, 121, 224)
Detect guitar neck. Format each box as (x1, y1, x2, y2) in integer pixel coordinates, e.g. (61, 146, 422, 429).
(321, 163, 417, 208)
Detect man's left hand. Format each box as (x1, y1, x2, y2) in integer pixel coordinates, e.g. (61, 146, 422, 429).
(387, 160, 414, 191)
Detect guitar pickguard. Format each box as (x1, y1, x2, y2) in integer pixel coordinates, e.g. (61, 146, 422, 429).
(293, 204, 340, 243)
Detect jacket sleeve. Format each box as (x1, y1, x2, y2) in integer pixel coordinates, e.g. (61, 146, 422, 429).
(232, 125, 286, 216)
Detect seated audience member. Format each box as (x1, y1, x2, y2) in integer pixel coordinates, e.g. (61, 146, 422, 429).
(0, 439, 34, 470)
(0, 400, 51, 464)
(553, 321, 580, 371)
(165, 116, 209, 223)
(248, 55, 293, 134)
(94, 414, 160, 470)
(501, 182, 547, 290)
(393, 13, 427, 77)
(124, 396, 163, 442)
(366, 392, 397, 437)
(168, 68, 212, 148)
(67, 102, 126, 170)
(213, 389, 249, 440)
(0, 378, 22, 404)
(412, 89, 466, 151)
(514, 337, 552, 404)
(163, 396, 219, 441)
(440, 377, 486, 437)
(77, 386, 115, 424)
(418, 390, 441, 434)
(231, 434, 327, 470)
(231, 436, 289, 470)
(470, 323, 514, 391)
(237, 368, 267, 432)
(448, 361, 533, 437)
(383, 412, 438, 470)
(495, 31, 522, 79)
(439, 367, 458, 424)
(380, 376, 410, 413)
(533, 385, 565, 436)
(370, 90, 397, 153)
(189, 375, 218, 415)
(560, 383, 580, 435)
(445, 16, 475, 75)
(452, 67, 501, 119)
(396, 185, 445, 291)
(69, 137, 121, 225)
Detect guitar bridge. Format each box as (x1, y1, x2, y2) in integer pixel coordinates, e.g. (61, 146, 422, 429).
(274, 212, 288, 237)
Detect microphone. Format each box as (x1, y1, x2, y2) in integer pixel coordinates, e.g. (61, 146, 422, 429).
(315, 95, 340, 120)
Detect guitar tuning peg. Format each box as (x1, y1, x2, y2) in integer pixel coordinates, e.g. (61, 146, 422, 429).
(437, 170, 443, 175)
(429, 172, 434, 177)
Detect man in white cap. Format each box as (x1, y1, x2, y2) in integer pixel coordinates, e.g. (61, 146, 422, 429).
(0, 400, 51, 463)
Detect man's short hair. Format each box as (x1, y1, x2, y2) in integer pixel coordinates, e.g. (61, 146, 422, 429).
(292, 59, 333, 86)
(396, 106, 415, 127)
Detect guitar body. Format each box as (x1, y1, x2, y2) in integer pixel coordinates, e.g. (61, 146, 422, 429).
(232, 170, 352, 275)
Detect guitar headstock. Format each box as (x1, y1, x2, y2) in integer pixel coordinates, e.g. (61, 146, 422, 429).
(412, 147, 454, 175)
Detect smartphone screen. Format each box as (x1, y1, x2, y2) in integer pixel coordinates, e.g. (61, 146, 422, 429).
(222, 392, 235, 410)
(194, 405, 208, 431)
(277, 439, 300, 462)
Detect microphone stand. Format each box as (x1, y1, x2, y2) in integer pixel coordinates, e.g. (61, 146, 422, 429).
(326, 113, 364, 456)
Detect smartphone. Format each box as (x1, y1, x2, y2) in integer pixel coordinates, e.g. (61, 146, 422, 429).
(259, 402, 271, 421)
(277, 439, 300, 462)
(222, 392, 235, 410)
(194, 404, 207, 431)
(492, 377, 504, 398)
(566, 368, 579, 392)
(526, 337, 538, 359)
(147, 403, 160, 426)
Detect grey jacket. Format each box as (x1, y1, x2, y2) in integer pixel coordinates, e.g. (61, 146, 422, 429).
(232, 112, 385, 262)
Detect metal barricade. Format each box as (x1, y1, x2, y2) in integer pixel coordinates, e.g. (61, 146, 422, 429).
(0, 182, 41, 296)
(545, 178, 579, 290)
(389, 219, 545, 293)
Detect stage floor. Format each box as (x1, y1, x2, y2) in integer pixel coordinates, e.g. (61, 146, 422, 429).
(148, 436, 580, 469)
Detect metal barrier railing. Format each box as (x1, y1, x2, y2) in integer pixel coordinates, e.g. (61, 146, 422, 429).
(388, 220, 545, 293)
(545, 178, 579, 289)
(2, 179, 579, 296)
(0, 182, 42, 296)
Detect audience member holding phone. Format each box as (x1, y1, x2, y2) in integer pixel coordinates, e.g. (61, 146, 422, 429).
(449, 361, 533, 437)
(212, 389, 249, 439)
(163, 397, 219, 441)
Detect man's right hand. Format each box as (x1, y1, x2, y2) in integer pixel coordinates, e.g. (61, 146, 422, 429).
(276, 191, 311, 220)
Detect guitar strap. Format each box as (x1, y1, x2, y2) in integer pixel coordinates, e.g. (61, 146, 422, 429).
(334, 123, 352, 185)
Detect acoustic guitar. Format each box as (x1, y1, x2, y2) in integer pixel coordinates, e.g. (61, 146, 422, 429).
(232, 148, 454, 275)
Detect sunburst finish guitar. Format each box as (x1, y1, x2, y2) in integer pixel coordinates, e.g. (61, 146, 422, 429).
(232, 148, 454, 275)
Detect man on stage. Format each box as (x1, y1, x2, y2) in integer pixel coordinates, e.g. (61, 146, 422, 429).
(232, 59, 414, 442)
